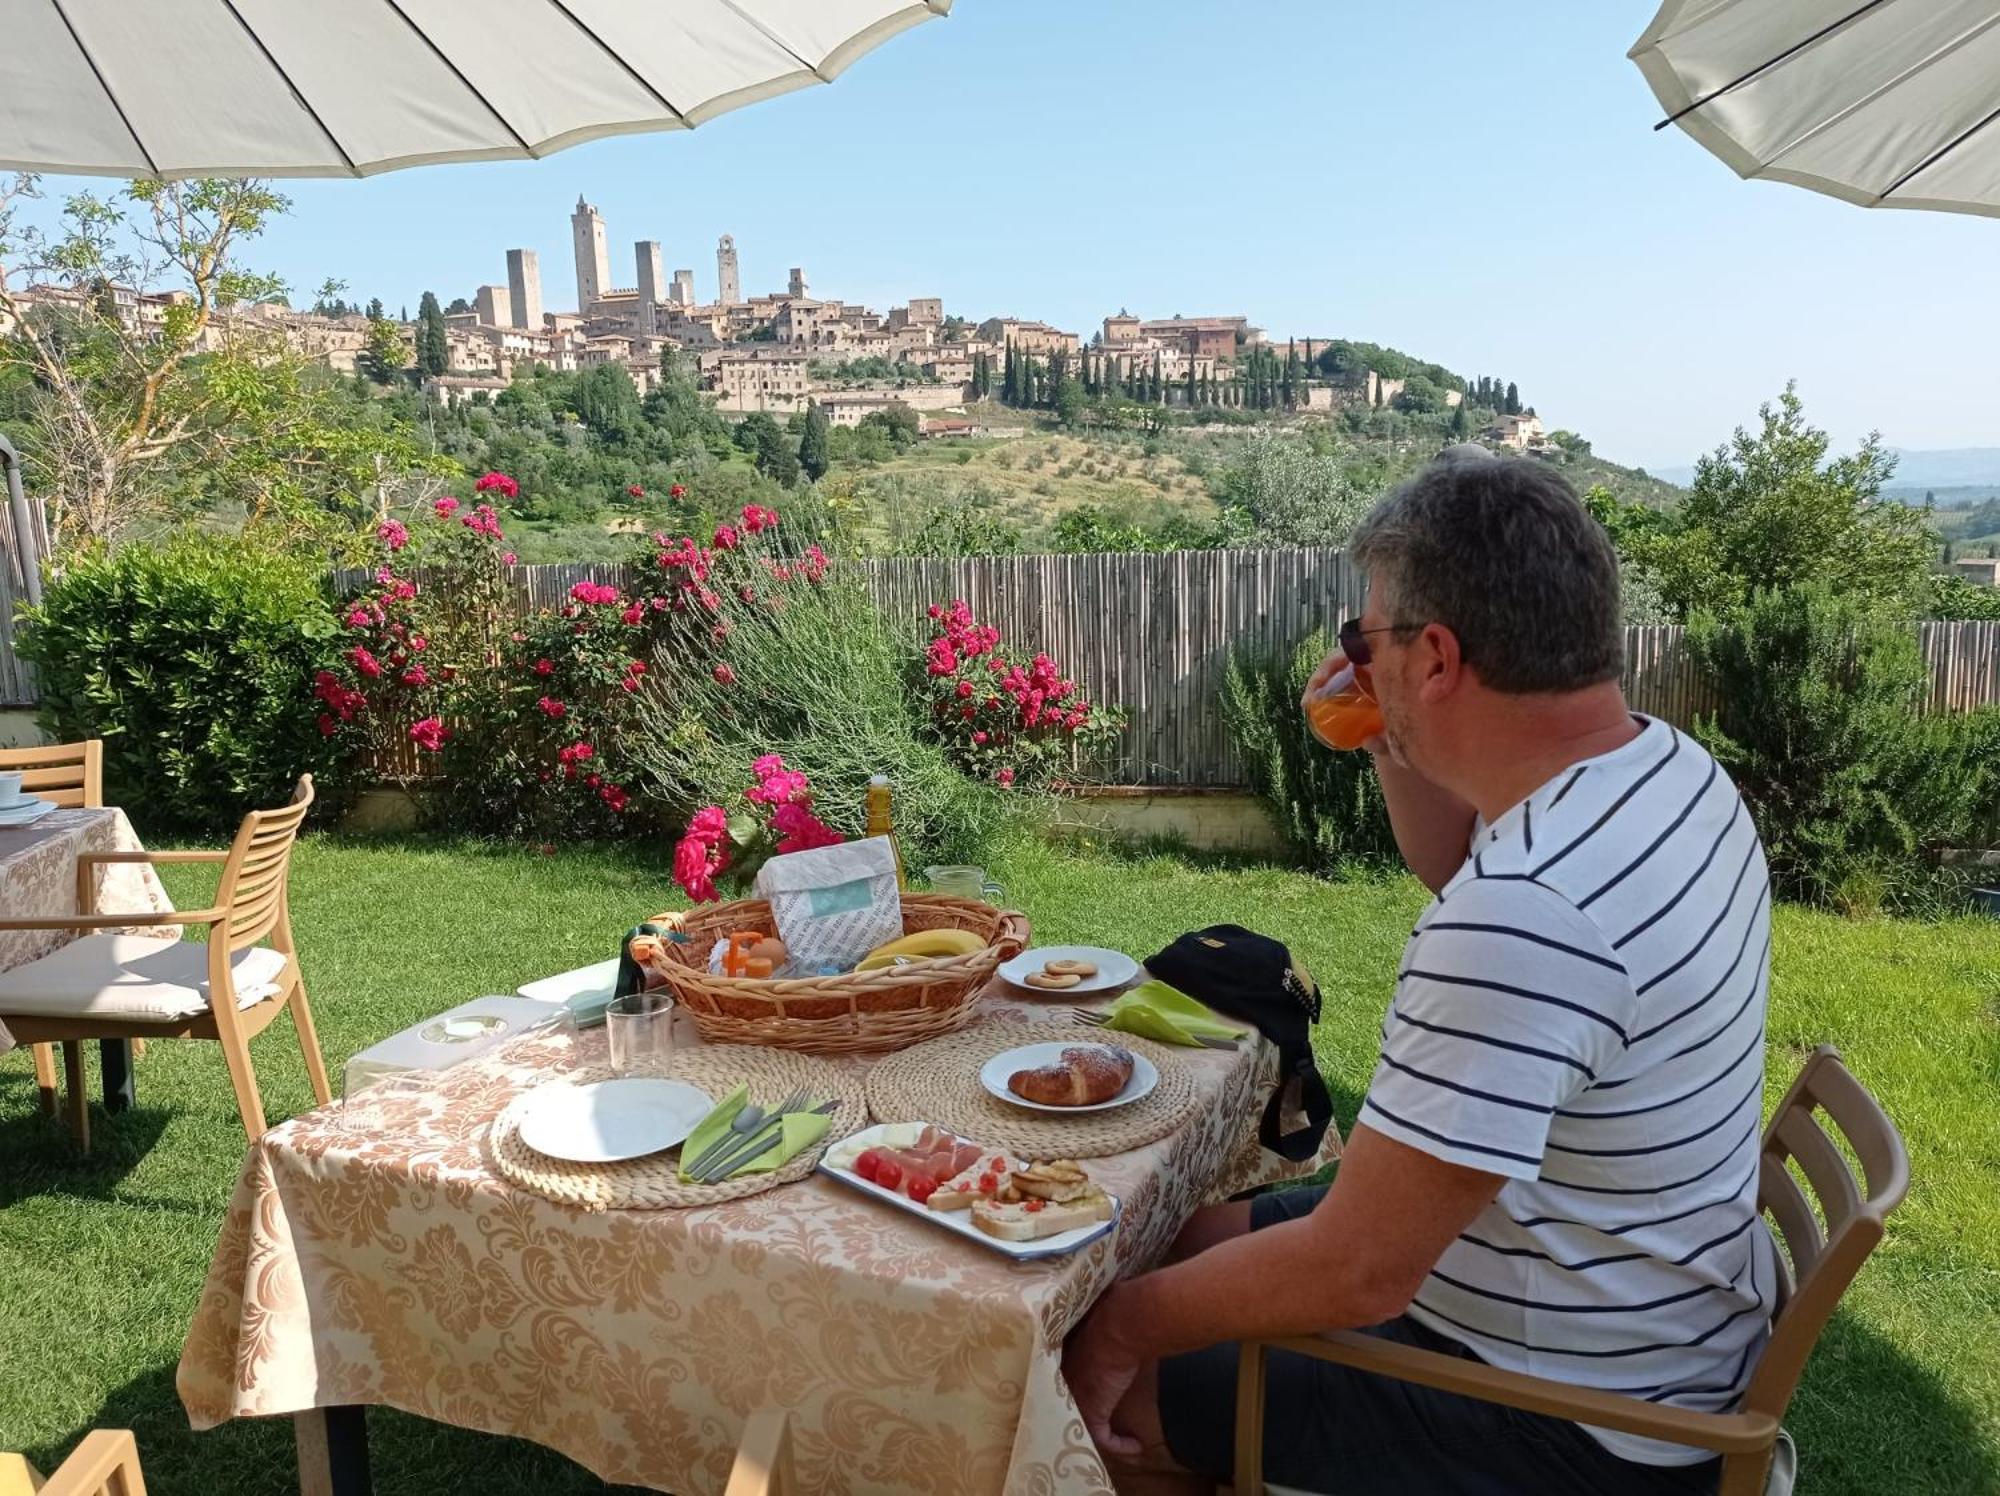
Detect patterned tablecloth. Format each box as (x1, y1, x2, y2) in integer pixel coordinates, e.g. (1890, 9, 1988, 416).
(0, 807, 178, 1054)
(178, 996, 1339, 1495)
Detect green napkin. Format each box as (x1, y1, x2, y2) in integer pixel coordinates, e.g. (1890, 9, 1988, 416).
(1098, 980, 1248, 1047)
(678, 1085, 832, 1182)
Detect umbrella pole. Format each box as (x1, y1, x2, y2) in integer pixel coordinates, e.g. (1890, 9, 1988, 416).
(0, 433, 42, 607)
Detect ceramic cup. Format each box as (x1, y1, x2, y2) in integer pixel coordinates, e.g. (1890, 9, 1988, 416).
(0, 771, 22, 807)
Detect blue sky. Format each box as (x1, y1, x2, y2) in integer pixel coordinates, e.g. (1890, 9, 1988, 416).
(24, 1, 2000, 472)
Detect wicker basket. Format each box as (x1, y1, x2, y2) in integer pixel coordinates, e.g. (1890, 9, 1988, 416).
(642, 893, 1031, 1054)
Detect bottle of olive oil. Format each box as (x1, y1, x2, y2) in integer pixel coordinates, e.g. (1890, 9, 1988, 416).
(865, 773, 905, 888)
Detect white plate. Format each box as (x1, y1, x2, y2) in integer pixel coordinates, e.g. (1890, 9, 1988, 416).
(0, 797, 55, 827)
(997, 945, 1139, 996)
(979, 1041, 1158, 1113)
(817, 1122, 1121, 1261)
(513, 1077, 714, 1163)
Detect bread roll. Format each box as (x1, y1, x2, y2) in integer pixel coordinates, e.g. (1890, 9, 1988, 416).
(1007, 1045, 1134, 1106)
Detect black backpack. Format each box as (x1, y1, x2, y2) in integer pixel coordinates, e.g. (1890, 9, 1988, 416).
(1143, 924, 1334, 1163)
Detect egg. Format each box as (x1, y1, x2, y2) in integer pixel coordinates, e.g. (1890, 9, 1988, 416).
(749, 936, 788, 967)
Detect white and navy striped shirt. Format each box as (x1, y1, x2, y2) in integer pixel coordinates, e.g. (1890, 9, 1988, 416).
(1361, 716, 1775, 1466)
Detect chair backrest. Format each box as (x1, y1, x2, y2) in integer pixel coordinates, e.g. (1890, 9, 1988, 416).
(216, 776, 315, 954)
(37, 1430, 147, 1496)
(1744, 1044, 1910, 1423)
(723, 1410, 796, 1496)
(0, 739, 102, 809)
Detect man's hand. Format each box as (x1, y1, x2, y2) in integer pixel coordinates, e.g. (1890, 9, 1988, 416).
(1062, 1287, 1145, 1457)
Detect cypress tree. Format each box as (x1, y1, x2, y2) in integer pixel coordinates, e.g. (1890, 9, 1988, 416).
(1505, 381, 1521, 415)
(1185, 356, 1197, 408)
(416, 290, 448, 378)
(1151, 353, 1163, 404)
(1003, 342, 1016, 405)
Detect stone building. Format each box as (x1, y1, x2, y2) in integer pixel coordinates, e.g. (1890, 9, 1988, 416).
(505, 248, 542, 331)
(572, 196, 610, 314)
(717, 235, 741, 306)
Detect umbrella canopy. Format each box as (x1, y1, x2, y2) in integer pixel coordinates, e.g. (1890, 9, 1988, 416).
(1631, 0, 2000, 217)
(0, 0, 949, 180)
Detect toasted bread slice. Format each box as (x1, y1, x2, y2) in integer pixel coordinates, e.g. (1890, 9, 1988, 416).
(970, 1190, 1114, 1242)
(1011, 1160, 1094, 1203)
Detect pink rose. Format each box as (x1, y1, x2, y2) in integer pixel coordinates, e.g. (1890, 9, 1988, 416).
(995, 767, 1016, 788)
(410, 717, 449, 752)
(434, 497, 460, 518)
(712, 663, 736, 685)
(713, 524, 741, 551)
(377, 518, 409, 551)
(349, 646, 383, 679)
(537, 696, 567, 719)
(532, 658, 554, 676)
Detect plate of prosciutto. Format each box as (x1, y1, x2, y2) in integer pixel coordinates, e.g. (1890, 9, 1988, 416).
(818, 1122, 1120, 1260)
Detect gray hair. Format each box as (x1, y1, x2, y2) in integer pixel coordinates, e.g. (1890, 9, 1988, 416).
(1348, 457, 1623, 694)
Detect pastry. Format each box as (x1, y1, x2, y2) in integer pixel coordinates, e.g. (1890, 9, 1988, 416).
(1044, 959, 1099, 978)
(1024, 970, 1083, 990)
(1007, 1045, 1135, 1106)
(1010, 1159, 1095, 1203)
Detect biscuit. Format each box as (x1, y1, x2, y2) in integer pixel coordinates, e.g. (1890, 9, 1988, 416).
(1024, 970, 1083, 990)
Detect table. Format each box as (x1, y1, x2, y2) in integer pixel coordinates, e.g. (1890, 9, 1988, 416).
(178, 995, 1338, 1495)
(0, 808, 177, 1102)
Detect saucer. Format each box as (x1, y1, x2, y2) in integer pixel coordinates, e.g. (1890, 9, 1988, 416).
(0, 797, 55, 827)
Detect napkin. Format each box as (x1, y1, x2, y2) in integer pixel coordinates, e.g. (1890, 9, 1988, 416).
(678, 1085, 833, 1182)
(1096, 980, 1248, 1046)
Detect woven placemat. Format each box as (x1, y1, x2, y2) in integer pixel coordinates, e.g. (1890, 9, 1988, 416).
(863, 1022, 1196, 1158)
(487, 1045, 867, 1212)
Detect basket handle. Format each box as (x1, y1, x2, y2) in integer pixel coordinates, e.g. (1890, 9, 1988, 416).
(993, 910, 1032, 961)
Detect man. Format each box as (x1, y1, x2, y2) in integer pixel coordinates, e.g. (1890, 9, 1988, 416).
(1063, 453, 1774, 1494)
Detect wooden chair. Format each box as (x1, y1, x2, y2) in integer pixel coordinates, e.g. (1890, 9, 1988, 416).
(0, 738, 103, 810)
(0, 777, 328, 1149)
(0, 1429, 147, 1495)
(723, 1410, 797, 1496)
(0, 740, 106, 1118)
(1234, 1045, 1909, 1496)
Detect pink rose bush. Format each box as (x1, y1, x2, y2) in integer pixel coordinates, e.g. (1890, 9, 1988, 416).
(674, 754, 843, 903)
(918, 599, 1119, 788)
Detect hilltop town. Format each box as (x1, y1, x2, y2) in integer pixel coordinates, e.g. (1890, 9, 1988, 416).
(1, 194, 1552, 459)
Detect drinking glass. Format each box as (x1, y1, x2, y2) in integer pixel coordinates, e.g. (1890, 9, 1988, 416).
(606, 992, 674, 1076)
(925, 864, 1004, 903)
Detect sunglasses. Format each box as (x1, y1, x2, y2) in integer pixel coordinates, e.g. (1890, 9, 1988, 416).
(1337, 617, 1423, 669)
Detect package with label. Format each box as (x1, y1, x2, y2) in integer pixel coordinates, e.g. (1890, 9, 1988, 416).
(752, 838, 903, 974)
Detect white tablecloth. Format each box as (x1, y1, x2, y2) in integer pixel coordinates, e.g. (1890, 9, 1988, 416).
(0, 807, 177, 1054)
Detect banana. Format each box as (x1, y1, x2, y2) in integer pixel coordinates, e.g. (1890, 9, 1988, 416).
(855, 928, 986, 970)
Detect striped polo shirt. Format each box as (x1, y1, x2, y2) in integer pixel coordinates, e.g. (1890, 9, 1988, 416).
(1360, 715, 1775, 1466)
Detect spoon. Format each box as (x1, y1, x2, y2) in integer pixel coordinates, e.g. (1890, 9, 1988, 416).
(685, 1100, 766, 1176)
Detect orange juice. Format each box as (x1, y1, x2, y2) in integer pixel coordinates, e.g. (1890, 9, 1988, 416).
(1305, 666, 1384, 751)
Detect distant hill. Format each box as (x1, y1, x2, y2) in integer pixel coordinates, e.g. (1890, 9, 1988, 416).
(1658, 448, 2000, 493)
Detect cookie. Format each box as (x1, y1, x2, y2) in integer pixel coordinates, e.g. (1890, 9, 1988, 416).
(1024, 970, 1083, 990)
(1044, 959, 1099, 978)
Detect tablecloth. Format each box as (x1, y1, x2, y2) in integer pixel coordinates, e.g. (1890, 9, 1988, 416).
(178, 995, 1338, 1495)
(0, 807, 177, 1054)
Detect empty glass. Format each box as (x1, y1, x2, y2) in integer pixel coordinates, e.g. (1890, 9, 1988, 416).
(925, 864, 1004, 903)
(606, 992, 675, 1075)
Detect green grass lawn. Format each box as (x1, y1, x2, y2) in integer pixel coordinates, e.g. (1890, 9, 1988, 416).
(1, 833, 1996, 1494)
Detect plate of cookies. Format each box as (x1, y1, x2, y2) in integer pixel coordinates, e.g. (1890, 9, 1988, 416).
(999, 945, 1139, 996)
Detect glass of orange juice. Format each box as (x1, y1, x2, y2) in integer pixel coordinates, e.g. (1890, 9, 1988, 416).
(1304, 657, 1384, 751)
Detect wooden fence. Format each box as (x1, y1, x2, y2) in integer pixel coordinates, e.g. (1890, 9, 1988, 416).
(12, 551, 2000, 782)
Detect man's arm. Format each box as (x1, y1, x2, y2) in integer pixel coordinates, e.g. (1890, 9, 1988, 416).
(1370, 747, 1477, 895)
(1300, 649, 1473, 894)
(1095, 1124, 1501, 1364)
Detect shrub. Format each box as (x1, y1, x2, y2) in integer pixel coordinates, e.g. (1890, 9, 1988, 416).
(915, 598, 1122, 790)
(1220, 629, 1398, 869)
(628, 566, 1013, 869)
(19, 532, 351, 834)
(1686, 583, 2000, 905)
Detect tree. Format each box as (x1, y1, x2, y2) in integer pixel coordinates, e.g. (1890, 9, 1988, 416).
(0, 174, 296, 547)
(1639, 385, 1935, 620)
(1450, 399, 1471, 438)
(1504, 381, 1521, 415)
(359, 315, 408, 383)
(574, 362, 640, 441)
(799, 400, 831, 481)
(1393, 374, 1447, 414)
(415, 290, 448, 378)
(1002, 341, 1017, 405)
(366, 296, 385, 321)
(753, 413, 801, 484)
(445, 295, 471, 315)
(1217, 433, 1369, 546)
(1053, 375, 1085, 428)
(1150, 353, 1164, 405)
(860, 402, 920, 449)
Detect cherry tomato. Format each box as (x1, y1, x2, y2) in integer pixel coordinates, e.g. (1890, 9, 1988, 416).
(875, 1157, 903, 1191)
(854, 1149, 880, 1183)
(1024, 1199, 1045, 1213)
(907, 1175, 938, 1205)
(977, 1171, 998, 1193)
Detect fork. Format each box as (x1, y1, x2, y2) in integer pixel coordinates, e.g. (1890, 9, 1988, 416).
(696, 1091, 819, 1182)
(1071, 1008, 1240, 1051)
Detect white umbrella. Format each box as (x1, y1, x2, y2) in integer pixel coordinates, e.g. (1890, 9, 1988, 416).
(1631, 0, 2000, 217)
(0, 0, 949, 180)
